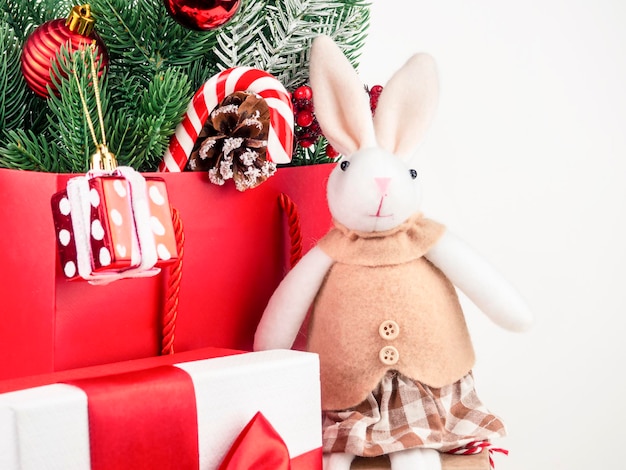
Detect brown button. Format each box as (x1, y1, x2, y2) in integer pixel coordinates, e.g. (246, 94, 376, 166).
(379, 345, 399, 365)
(379, 320, 400, 340)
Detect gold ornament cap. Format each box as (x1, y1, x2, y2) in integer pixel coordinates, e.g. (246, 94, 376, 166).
(66, 4, 95, 36)
(91, 144, 118, 171)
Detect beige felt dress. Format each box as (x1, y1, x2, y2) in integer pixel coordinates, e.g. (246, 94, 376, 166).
(308, 214, 505, 457)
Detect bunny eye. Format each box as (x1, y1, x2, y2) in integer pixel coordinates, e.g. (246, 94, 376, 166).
(340, 160, 350, 171)
(409, 169, 418, 179)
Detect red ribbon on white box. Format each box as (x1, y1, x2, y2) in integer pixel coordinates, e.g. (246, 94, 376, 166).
(68, 366, 199, 470)
(0, 350, 322, 470)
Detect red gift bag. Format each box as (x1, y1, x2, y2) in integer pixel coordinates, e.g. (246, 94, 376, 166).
(0, 164, 333, 380)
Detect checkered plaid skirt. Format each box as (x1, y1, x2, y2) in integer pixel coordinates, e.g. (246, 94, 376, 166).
(322, 370, 506, 457)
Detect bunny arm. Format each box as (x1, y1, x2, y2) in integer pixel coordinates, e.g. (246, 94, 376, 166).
(425, 230, 533, 332)
(254, 246, 334, 351)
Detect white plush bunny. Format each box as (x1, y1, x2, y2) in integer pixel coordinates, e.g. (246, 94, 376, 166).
(254, 35, 533, 470)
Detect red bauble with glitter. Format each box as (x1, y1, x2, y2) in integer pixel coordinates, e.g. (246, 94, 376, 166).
(163, 0, 241, 31)
(21, 5, 108, 99)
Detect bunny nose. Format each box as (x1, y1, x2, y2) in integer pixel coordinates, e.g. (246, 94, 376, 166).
(374, 177, 391, 196)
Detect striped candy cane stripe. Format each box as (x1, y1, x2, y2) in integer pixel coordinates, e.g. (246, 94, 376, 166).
(447, 441, 509, 469)
(159, 67, 294, 172)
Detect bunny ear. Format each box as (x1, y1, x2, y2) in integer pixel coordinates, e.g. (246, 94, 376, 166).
(373, 53, 439, 159)
(309, 35, 376, 156)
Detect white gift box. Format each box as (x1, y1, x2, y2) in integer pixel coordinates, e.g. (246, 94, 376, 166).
(0, 348, 322, 470)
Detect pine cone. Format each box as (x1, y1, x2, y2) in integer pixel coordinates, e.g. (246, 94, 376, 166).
(188, 91, 276, 191)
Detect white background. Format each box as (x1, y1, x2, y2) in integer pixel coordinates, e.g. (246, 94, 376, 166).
(357, 1, 626, 469)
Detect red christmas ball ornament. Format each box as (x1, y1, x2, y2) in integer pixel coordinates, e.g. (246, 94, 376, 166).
(21, 4, 109, 99)
(164, 0, 241, 31)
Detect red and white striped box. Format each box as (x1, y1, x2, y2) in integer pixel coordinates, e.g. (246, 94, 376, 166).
(0, 348, 322, 470)
(87, 175, 140, 272)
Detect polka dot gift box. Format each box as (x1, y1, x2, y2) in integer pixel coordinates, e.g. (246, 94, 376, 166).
(51, 167, 178, 283)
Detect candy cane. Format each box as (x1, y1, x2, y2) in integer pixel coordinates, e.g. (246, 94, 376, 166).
(159, 67, 294, 172)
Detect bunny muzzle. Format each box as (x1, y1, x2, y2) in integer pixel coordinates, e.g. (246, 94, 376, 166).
(326, 147, 422, 233)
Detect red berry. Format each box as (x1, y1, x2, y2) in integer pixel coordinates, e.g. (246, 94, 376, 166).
(369, 84, 383, 115)
(293, 85, 313, 101)
(299, 138, 314, 148)
(325, 144, 340, 159)
(296, 110, 314, 127)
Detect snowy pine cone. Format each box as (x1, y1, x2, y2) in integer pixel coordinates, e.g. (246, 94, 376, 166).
(188, 91, 276, 191)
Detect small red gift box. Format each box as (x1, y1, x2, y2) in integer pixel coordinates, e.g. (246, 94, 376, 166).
(0, 348, 322, 470)
(51, 168, 178, 282)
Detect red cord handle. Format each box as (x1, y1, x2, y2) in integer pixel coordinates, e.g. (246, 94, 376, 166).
(278, 193, 303, 269)
(161, 207, 184, 355)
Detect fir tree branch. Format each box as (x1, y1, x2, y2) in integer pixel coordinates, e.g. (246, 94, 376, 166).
(212, 0, 268, 70)
(0, 129, 63, 172)
(91, 0, 218, 77)
(184, 58, 219, 95)
(1, 0, 73, 37)
(104, 71, 144, 163)
(0, 20, 28, 139)
(121, 67, 191, 171)
(311, 1, 370, 68)
(91, 0, 158, 71)
(225, 0, 371, 90)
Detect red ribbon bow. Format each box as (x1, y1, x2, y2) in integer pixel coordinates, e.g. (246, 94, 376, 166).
(219, 412, 291, 470)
